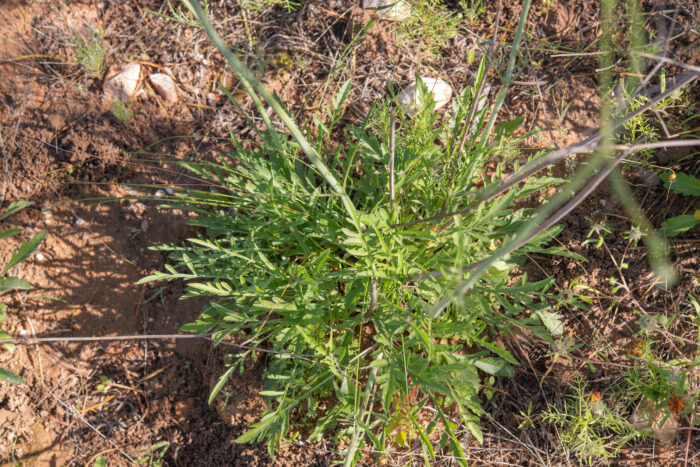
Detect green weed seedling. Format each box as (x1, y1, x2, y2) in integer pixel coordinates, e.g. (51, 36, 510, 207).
(626, 310, 699, 413)
(397, 0, 459, 58)
(135, 441, 170, 466)
(543, 378, 639, 465)
(0, 201, 46, 384)
(458, 0, 487, 28)
(517, 401, 536, 430)
(618, 93, 658, 168)
(240, 0, 299, 12)
(111, 99, 133, 125)
(146, 0, 209, 28)
(73, 27, 105, 78)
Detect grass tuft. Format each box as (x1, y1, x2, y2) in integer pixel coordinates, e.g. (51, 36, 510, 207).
(73, 27, 105, 78)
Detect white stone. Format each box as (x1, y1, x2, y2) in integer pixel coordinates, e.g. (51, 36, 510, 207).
(397, 77, 453, 113)
(362, 0, 410, 21)
(103, 63, 141, 102)
(149, 73, 178, 106)
(154, 189, 166, 197)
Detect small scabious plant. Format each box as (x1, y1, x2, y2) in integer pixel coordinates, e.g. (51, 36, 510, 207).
(144, 75, 567, 463)
(142, 5, 568, 463)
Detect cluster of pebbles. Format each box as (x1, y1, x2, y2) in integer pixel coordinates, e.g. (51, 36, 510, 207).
(103, 0, 459, 115)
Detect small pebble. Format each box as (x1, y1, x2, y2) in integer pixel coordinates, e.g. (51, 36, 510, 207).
(74, 217, 85, 226)
(165, 187, 174, 195)
(35, 252, 46, 263)
(206, 92, 220, 106)
(103, 62, 141, 102)
(397, 77, 453, 114)
(19, 330, 28, 337)
(362, 0, 411, 20)
(40, 206, 52, 223)
(149, 73, 178, 106)
(154, 189, 166, 197)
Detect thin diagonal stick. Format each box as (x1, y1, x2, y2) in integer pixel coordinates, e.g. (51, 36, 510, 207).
(389, 109, 395, 208)
(392, 70, 699, 230)
(413, 144, 638, 282)
(50, 391, 137, 464)
(0, 333, 321, 361)
(634, 51, 700, 73)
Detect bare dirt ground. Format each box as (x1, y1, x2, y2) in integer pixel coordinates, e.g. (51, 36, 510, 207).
(0, 0, 698, 465)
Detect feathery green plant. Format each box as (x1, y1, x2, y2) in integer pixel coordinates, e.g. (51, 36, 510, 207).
(542, 378, 639, 465)
(397, 0, 459, 57)
(73, 27, 105, 78)
(240, 0, 299, 12)
(111, 99, 133, 125)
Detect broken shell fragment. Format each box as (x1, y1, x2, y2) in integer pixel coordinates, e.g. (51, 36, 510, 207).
(149, 73, 178, 106)
(362, 0, 411, 20)
(103, 63, 141, 102)
(397, 77, 452, 114)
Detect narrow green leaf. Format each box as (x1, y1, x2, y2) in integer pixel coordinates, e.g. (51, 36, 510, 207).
(0, 201, 32, 221)
(535, 310, 564, 337)
(0, 277, 31, 293)
(332, 79, 352, 116)
(208, 365, 235, 404)
(0, 368, 25, 384)
(475, 338, 519, 365)
(0, 227, 22, 240)
(466, 421, 484, 444)
(437, 404, 468, 467)
(235, 412, 278, 444)
(259, 390, 285, 397)
(474, 357, 514, 377)
(3, 231, 46, 274)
